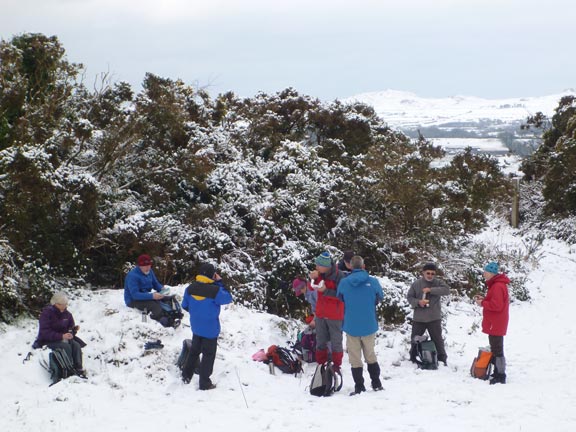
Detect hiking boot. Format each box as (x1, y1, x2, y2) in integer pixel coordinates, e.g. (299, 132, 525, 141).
(489, 373, 506, 385)
(200, 383, 217, 391)
(182, 375, 192, 384)
(367, 362, 382, 390)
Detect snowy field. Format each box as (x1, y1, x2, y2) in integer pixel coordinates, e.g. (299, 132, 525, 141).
(1, 222, 575, 432)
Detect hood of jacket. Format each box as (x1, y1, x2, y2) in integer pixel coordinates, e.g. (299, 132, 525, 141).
(346, 269, 370, 286)
(487, 273, 510, 287)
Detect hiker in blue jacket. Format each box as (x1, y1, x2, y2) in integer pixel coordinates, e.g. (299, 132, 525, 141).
(181, 262, 233, 390)
(124, 254, 168, 326)
(337, 256, 384, 395)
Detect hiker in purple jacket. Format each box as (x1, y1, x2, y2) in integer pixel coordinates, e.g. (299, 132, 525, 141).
(35, 292, 84, 374)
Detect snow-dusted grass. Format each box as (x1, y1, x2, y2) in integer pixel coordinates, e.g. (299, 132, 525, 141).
(1, 225, 575, 431)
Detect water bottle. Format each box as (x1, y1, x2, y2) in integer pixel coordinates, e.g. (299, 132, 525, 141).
(142, 308, 147, 322)
(268, 362, 275, 375)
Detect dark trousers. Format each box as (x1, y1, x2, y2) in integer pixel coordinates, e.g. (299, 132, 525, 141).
(488, 335, 504, 357)
(183, 334, 218, 389)
(410, 319, 447, 362)
(129, 300, 164, 321)
(47, 340, 83, 369)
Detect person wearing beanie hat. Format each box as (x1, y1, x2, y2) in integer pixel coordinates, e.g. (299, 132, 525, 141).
(406, 262, 451, 365)
(475, 262, 510, 385)
(181, 262, 233, 390)
(337, 250, 355, 273)
(308, 251, 346, 372)
(124, 254, 168, 326)
(34, 292, 85, 375)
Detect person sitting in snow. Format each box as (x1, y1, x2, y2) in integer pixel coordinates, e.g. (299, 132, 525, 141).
(308, 251, 346, 372)
(406, 262, 450, 366)
(124, 254, 169, 326)
(34, 291, 85, 376)
(181, 262, 233, 390)
(474, 261, 510, 385)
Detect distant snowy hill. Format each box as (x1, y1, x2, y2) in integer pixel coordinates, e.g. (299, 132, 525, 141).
(347, 89, 576, 131)
(347, 89, 576, 166)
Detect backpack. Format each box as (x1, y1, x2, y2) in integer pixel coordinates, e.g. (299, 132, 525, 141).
(470, 348, 493, 380)
(266, 345, 303, 375)
(160, 295, 183, 328)
(296, 330, 316, 363)
(176, 339, 200, 374)
(48, 348, 78, 386)
(413, 335, 438, 370)
(309, 362, 343, 397)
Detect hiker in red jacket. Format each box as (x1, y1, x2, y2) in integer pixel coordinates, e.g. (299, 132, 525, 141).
(308, 251, 345, 371)
(475, 261, 510, 385)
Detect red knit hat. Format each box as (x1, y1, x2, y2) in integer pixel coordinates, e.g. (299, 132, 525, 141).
(137, 254, 153, 266)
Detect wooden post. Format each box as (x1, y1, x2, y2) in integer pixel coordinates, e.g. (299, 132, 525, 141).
(511, 177, 520, 228)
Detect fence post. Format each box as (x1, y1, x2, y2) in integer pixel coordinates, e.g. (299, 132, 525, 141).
(511, 177, 520, 228)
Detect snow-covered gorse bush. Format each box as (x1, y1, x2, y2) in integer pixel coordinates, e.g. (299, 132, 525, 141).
(1, 33, 521, 323)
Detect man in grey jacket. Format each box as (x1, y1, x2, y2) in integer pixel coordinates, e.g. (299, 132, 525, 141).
(406, 262, 450, 365)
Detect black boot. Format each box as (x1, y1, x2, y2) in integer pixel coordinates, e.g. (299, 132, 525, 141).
(490, 356, 506, 385)
(489, 373, 506, 385)
(367, 362, 383, 391)
(349, 367, 366, 396)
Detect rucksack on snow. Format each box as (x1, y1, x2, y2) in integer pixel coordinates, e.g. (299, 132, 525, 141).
(309, 362, 343, 397)
(46, 348, 79, 386)
(160, 295, 183, 328)
(266, 345, 303, 375)
(176, 339, 200, 375)
(413, 335, 438, 370)
(470, 347, 493, 380)
(291, 330, 316, 363)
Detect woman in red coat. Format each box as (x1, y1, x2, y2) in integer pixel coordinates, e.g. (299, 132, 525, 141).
(475, 262, 510, 384)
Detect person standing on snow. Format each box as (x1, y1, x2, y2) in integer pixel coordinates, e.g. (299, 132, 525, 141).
(181, 263, 232, 390)
(124, 254, 168, 326)
(308, 251, 346, 372)
(474, 261, 510, 385)
(337, 255, 384, 395)
(406, 262, 450, 365)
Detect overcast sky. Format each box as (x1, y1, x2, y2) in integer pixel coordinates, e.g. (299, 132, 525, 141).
(1, 0, 574, 100)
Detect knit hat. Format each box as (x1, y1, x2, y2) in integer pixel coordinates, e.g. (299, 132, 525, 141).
(315, 252, 332, 268)
(199, 263, 216, 278)
(50, 291, 68, 306)
(292, 278, 306, 296)
(422, 262, 437, 272)
(484, 262, 499, 274)
(137, 254, 153, 266)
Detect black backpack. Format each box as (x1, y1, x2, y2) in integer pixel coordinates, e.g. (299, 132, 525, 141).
(48, 348, 78, 385)
(413, 335, 438, 370)
(310, 362, 342, 397)
(176, 339, 200, 374)
(160, 295, 184, 328)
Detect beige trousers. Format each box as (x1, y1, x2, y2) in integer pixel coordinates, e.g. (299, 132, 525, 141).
(346, 333, 377, 368)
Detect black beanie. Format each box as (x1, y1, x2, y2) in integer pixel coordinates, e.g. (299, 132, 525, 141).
(422, 262, 437, 272)
(199, 263, 216, 278)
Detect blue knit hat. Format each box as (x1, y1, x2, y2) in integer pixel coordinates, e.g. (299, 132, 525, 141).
(484, 262, 499, 274)
(315, 251, 332, 268)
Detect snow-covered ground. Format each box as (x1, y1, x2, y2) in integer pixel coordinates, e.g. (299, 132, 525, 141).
(1, 222, 575, 432)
